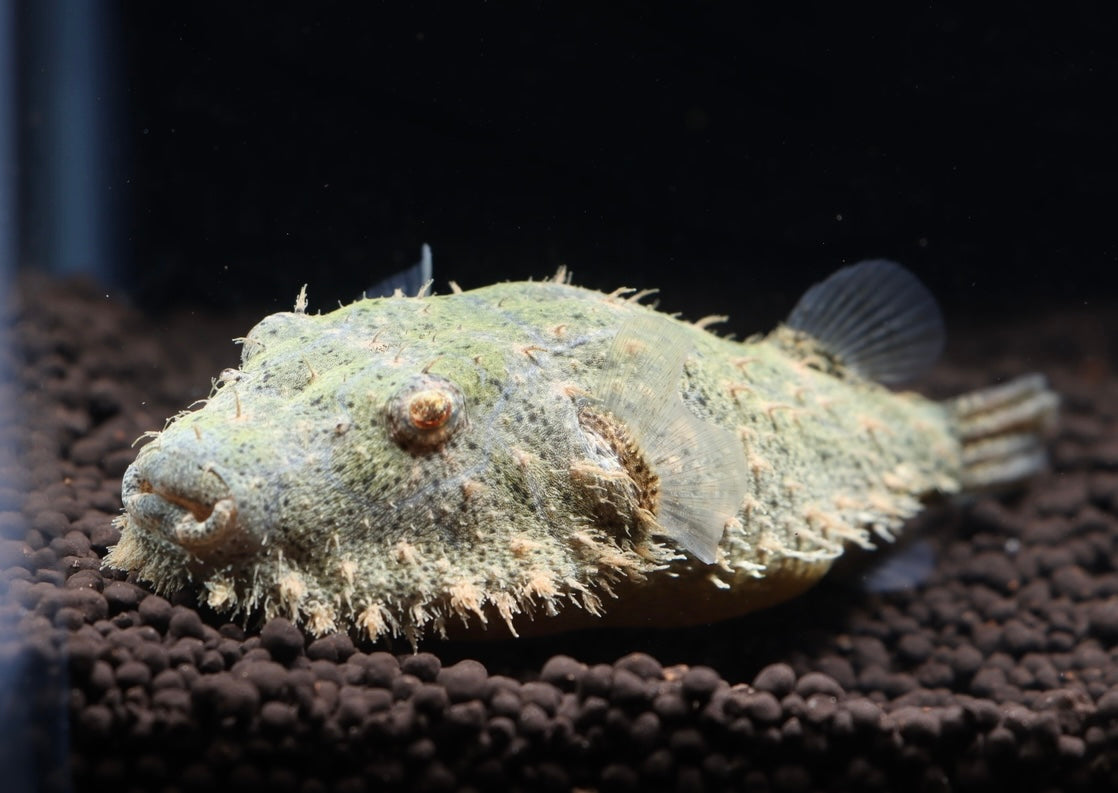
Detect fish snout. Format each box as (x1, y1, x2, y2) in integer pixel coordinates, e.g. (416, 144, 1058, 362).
(122, 450, 249, 557)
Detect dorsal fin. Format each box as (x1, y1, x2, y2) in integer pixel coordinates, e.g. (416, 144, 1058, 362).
(364, 244, 434, 298)
(785, 259, 944, 384)
(596, 314, 748, 564)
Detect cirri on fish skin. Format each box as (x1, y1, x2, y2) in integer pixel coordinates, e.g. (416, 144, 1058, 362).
(105, 257, 1059, 646)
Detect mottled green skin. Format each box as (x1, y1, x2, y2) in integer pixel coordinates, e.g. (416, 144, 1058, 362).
(107, 280, 962, 643)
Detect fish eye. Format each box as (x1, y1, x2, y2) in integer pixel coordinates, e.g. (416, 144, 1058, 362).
(387, 375, 467, 451)
(408, 389, 453, 429)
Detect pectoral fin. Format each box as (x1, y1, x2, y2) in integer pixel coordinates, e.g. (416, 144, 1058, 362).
(596, 315, 748, 564)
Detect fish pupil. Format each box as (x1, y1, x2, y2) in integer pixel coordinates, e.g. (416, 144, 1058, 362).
(386, 375, 467, 453)
(408, 390, 453, 430)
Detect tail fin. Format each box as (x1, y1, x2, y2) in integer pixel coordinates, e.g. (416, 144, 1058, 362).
(947, 373, 1059, 490)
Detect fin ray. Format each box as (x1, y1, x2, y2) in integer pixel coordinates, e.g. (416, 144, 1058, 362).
(786, 259, 944, 384)
(597, 315, 748, 564)
(949, 373, 1059, 489)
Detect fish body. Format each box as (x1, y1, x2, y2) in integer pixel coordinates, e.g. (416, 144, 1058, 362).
(107, 260, 1057, 643)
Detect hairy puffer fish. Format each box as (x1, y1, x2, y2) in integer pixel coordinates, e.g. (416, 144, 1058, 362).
(105, 253, 1058, 645)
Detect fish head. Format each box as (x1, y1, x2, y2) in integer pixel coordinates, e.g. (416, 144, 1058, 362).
(117, 299, 497, 553)
(108, 294, 641, 641)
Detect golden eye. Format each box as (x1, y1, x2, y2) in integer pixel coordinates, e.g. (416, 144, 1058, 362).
(387, 375, 466, 452)
(408, 389, 453, 430)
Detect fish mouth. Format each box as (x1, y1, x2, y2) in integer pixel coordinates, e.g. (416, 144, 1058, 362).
(122, 461, 241, 555)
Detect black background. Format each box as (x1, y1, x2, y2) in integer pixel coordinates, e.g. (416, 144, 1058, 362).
(50, 4, 1118, 331)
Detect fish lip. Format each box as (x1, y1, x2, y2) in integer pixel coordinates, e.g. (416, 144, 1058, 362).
(122, 461, 241, 553)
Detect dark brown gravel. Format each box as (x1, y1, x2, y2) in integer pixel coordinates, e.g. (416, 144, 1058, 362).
(4, 275, 1118, 792)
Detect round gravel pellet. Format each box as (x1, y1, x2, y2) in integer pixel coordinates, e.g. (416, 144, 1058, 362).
(259, 619, 305, 664)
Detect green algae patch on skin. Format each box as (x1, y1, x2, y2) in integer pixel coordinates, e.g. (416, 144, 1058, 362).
(105, 258, 1059, 646)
